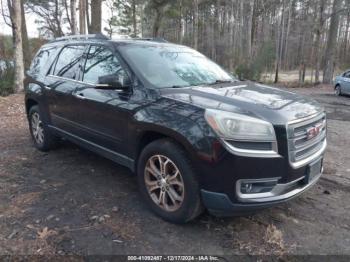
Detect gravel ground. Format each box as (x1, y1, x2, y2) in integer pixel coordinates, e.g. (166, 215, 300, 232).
(0, 85, 349, 258)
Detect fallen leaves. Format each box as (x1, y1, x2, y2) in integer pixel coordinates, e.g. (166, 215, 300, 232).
(264, 224, 288, 256)
(37, 227, 57, 240)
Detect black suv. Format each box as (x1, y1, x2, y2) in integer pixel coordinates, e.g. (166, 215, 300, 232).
(25, 34, 327, 223)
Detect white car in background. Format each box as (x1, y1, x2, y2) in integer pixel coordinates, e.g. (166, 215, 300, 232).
(334, 70, 350, 96)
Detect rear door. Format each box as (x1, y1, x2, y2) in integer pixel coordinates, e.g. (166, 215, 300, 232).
(71, 44, 131, 155)
(45, 44, 87, 134)
(342, 71, 350, 94)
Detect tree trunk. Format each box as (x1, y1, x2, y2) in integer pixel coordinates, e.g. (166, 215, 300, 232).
(13, 0, 24, 92)
(323, 0, 341, 84)
(279, 0, 286, 70)
(342, 11, 350, 60)
(54, 0, 63, 37)
(314, 0, 325, 83)
(283, 0, 294, 70)
(178, 0, 183, 44)
(71, 0, 77, 34)
(6, 0, 16, 44)
(247, 0, 255, 59)
(274, 4, 284, 83)
(132, 0, 137, 37)
(239, 0, 244, 61)
(20, 0, 30, 69)
(90, 0, 102, 33)
(153, 7, 163, 37)
(140, 2, 144, 37)
(86, 0, 91, 33)
(193, 0, 199, 49)
(228, 0, 234, 71)
(79, 0, 86, 34)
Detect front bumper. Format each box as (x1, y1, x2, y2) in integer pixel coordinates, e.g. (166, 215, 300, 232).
(201, 167, 323, 216)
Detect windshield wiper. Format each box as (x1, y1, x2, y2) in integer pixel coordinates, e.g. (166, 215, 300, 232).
(170, 85, 188, 89)
(208, 80, 234, 85)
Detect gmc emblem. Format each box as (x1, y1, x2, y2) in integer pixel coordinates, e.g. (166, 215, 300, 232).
(306, 122, 323, 140)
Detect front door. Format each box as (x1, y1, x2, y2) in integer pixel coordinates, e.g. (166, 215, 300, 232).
(342, 71, 350, 94)
(72, 44, 131, 155)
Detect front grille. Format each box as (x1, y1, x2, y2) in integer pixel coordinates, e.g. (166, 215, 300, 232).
(287, 113, 326, 166)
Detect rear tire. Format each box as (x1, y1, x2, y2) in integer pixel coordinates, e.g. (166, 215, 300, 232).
(28, 105, 58, 151)
(335, 85, 342, 96)
(137, 139, 204, 223)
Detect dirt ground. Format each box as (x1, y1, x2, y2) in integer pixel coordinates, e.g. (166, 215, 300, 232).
(0, 85, 349, 258)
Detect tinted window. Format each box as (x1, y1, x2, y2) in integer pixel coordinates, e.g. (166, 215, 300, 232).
(54, 45, 85, 79)
(83, 45, 122, 84)
(30, 46, 58, 78)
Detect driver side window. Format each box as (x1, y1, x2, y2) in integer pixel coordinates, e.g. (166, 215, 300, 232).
(83, 45, 124, 84)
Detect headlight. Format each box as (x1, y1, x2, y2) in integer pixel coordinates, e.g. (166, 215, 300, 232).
(204, 109, 276, 142)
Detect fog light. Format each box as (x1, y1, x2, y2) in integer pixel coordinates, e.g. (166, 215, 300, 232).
(240, 180, 278, 194)
(242, 183, 253, 193)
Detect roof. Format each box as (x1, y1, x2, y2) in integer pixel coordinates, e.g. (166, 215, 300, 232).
(43, 34, 187, 50)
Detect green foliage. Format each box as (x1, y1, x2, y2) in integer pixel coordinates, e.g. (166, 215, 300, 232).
(0, 61, 15, 96)
(255, 41, 276, 72)
(235, 64, 260, 81)
(0, 35, 14, 59)
(235, 41, 276, 81)
(105, 0, 143, 37)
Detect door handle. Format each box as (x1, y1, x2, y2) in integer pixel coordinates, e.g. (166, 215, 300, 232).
(74, 93, 86, 100)
(44, 85, 51, 90)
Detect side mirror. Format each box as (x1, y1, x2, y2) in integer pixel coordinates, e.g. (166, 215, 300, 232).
(97, 73, 131, 90)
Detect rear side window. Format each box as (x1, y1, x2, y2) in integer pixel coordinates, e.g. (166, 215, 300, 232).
(83, 45, 122, 84)
(53, 45, 85, 80)
(30, 46, 58, 78)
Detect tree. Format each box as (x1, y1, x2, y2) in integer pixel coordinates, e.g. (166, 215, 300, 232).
(64, 0, 77, 34)
(26, 0, 65, 37)
(20, 0, 30, 69)
(104, 0, 118, 37)
(79, 0, 86, 34)
(192, 0, 198, 49)
(89, 0, 102, 33)
(314, 0, 326, 83)
(323, 0, 342, 84)
(3, 0, 350, 88)
(147, 0, 171, 37)
(1, 0, 30, 68)
(107, 0, 143, 37)
(12, 0, 24, 92)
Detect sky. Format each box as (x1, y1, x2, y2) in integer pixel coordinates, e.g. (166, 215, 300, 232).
(0, 10, 38, 37)
(0, 1, 114, 38)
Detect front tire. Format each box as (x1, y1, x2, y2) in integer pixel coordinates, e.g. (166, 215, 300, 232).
(137, 139, 203, 223)
(28, 105, 57, 151)
(335, 85, 342, 96)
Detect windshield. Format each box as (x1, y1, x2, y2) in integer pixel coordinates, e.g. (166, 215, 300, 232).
(119, 44, 235, 88)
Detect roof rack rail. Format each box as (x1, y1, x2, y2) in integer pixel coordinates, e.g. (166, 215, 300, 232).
(50, 33, 110, 43)
(133, 37, 168, 43)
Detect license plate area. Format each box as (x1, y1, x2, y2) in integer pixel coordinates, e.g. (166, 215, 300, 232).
(304, 158, 323, 184)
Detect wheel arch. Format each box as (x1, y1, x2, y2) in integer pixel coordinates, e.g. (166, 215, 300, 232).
(25, 98, 39, 115)
(134, 128, 198, 171)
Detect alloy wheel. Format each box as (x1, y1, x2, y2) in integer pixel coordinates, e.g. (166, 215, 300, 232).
(31, 112, 44, 145)
(144, 155, 185, 212)
(335, 86, 341, 96)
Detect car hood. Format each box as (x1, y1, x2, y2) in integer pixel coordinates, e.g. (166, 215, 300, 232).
(160, 81, 324, 125)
